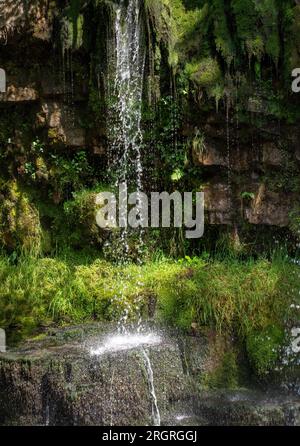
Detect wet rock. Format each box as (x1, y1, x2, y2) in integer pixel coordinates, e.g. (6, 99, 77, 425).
(262, 143, 284, 166)
(194, 390, 300, 426)
(192, 139, 228, 168)
(191, 135, 260, 172)
(245, 184, 292, 227)
(0, 326, 190, 426)
(64, 128, 86, 148)
(203, 183, 232, 225)
(40, 76, 65, 98)
(0, 325, 299, 426)
(39, 101, 86, 147)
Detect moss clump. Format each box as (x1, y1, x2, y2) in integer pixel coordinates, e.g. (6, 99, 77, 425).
(185, 58, 222, 87)
(63, 187, 107, 247)
(61, 0, 85, 50)
(246, 326, 285, 377)
(185, 57, 224, 102)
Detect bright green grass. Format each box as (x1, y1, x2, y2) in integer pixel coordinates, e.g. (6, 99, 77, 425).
(0, 250, 298, 375)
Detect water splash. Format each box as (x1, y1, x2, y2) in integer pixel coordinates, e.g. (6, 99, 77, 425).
(90, 332, 161, 356)
(45, 404, 50, 426)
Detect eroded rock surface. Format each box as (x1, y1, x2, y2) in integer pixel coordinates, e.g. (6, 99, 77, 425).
(0, 324, 299, 426)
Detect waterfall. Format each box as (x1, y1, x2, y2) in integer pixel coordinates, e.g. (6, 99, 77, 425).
(107, 0, 145, 188)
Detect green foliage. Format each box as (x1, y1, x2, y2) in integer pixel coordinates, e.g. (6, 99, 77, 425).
(289, 205, 300, 239)
(157, 254, 297, 375)
(185, 58, 222, 88)
(0, 246, 296, 379)
(62, 186, 107, 247)
(263, 155, 300, 193)
(241, 192, 255, 200)
(212, 0, 235, 63)
(50, 150, 92, 193)
(0, 181, 41, 252)
(162, 0, 296, 115)
(144, 95, 186, 187)
(63, 0, 84, 49)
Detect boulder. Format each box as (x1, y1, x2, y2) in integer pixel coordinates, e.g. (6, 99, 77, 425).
(0, 325, 191, 426)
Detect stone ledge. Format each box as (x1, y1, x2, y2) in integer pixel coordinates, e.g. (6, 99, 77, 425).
(0, 84, 39, 102)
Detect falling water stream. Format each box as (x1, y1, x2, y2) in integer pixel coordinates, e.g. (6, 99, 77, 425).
(107, 0, 145, 196)
(105, 0, 146, 322)
(92, 0, 160, 426)
(142, 349, 161, 426)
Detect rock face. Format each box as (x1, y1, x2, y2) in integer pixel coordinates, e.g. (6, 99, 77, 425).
(244, 185, 293, 227)
(203, 183, 232, 225)
(0, 326, 190, 426)
(0, 325, 299, 426)
(191, 120, 300, 229)
(0, 0, 299, 253)
(0, 1, 54, 42)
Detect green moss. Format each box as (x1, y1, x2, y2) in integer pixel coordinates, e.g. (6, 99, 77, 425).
(212, 0, 235, 64)
(64, 0, 85, 49)
(203, 350, 239, 389)
(185, 58, 222, 87)
(185, 57, 224, 101)
(289, 205, 300, 239)
(246, 325, 285, 377)
(62, 187, 105, 247)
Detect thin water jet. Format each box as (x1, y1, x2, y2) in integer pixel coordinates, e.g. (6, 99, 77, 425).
(142, 349, 161, 426)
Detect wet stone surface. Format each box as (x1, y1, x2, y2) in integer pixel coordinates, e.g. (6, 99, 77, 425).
(0, 323, 299, 426)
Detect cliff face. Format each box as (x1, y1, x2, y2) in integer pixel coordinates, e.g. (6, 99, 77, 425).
(0, 0, 300, 254)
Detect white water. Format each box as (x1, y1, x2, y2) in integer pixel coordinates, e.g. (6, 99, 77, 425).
(107, 0, 145, 191)
(105, 0, 146, 322)
(90, 333, 161, 356)
(142, 349, 161, 427)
